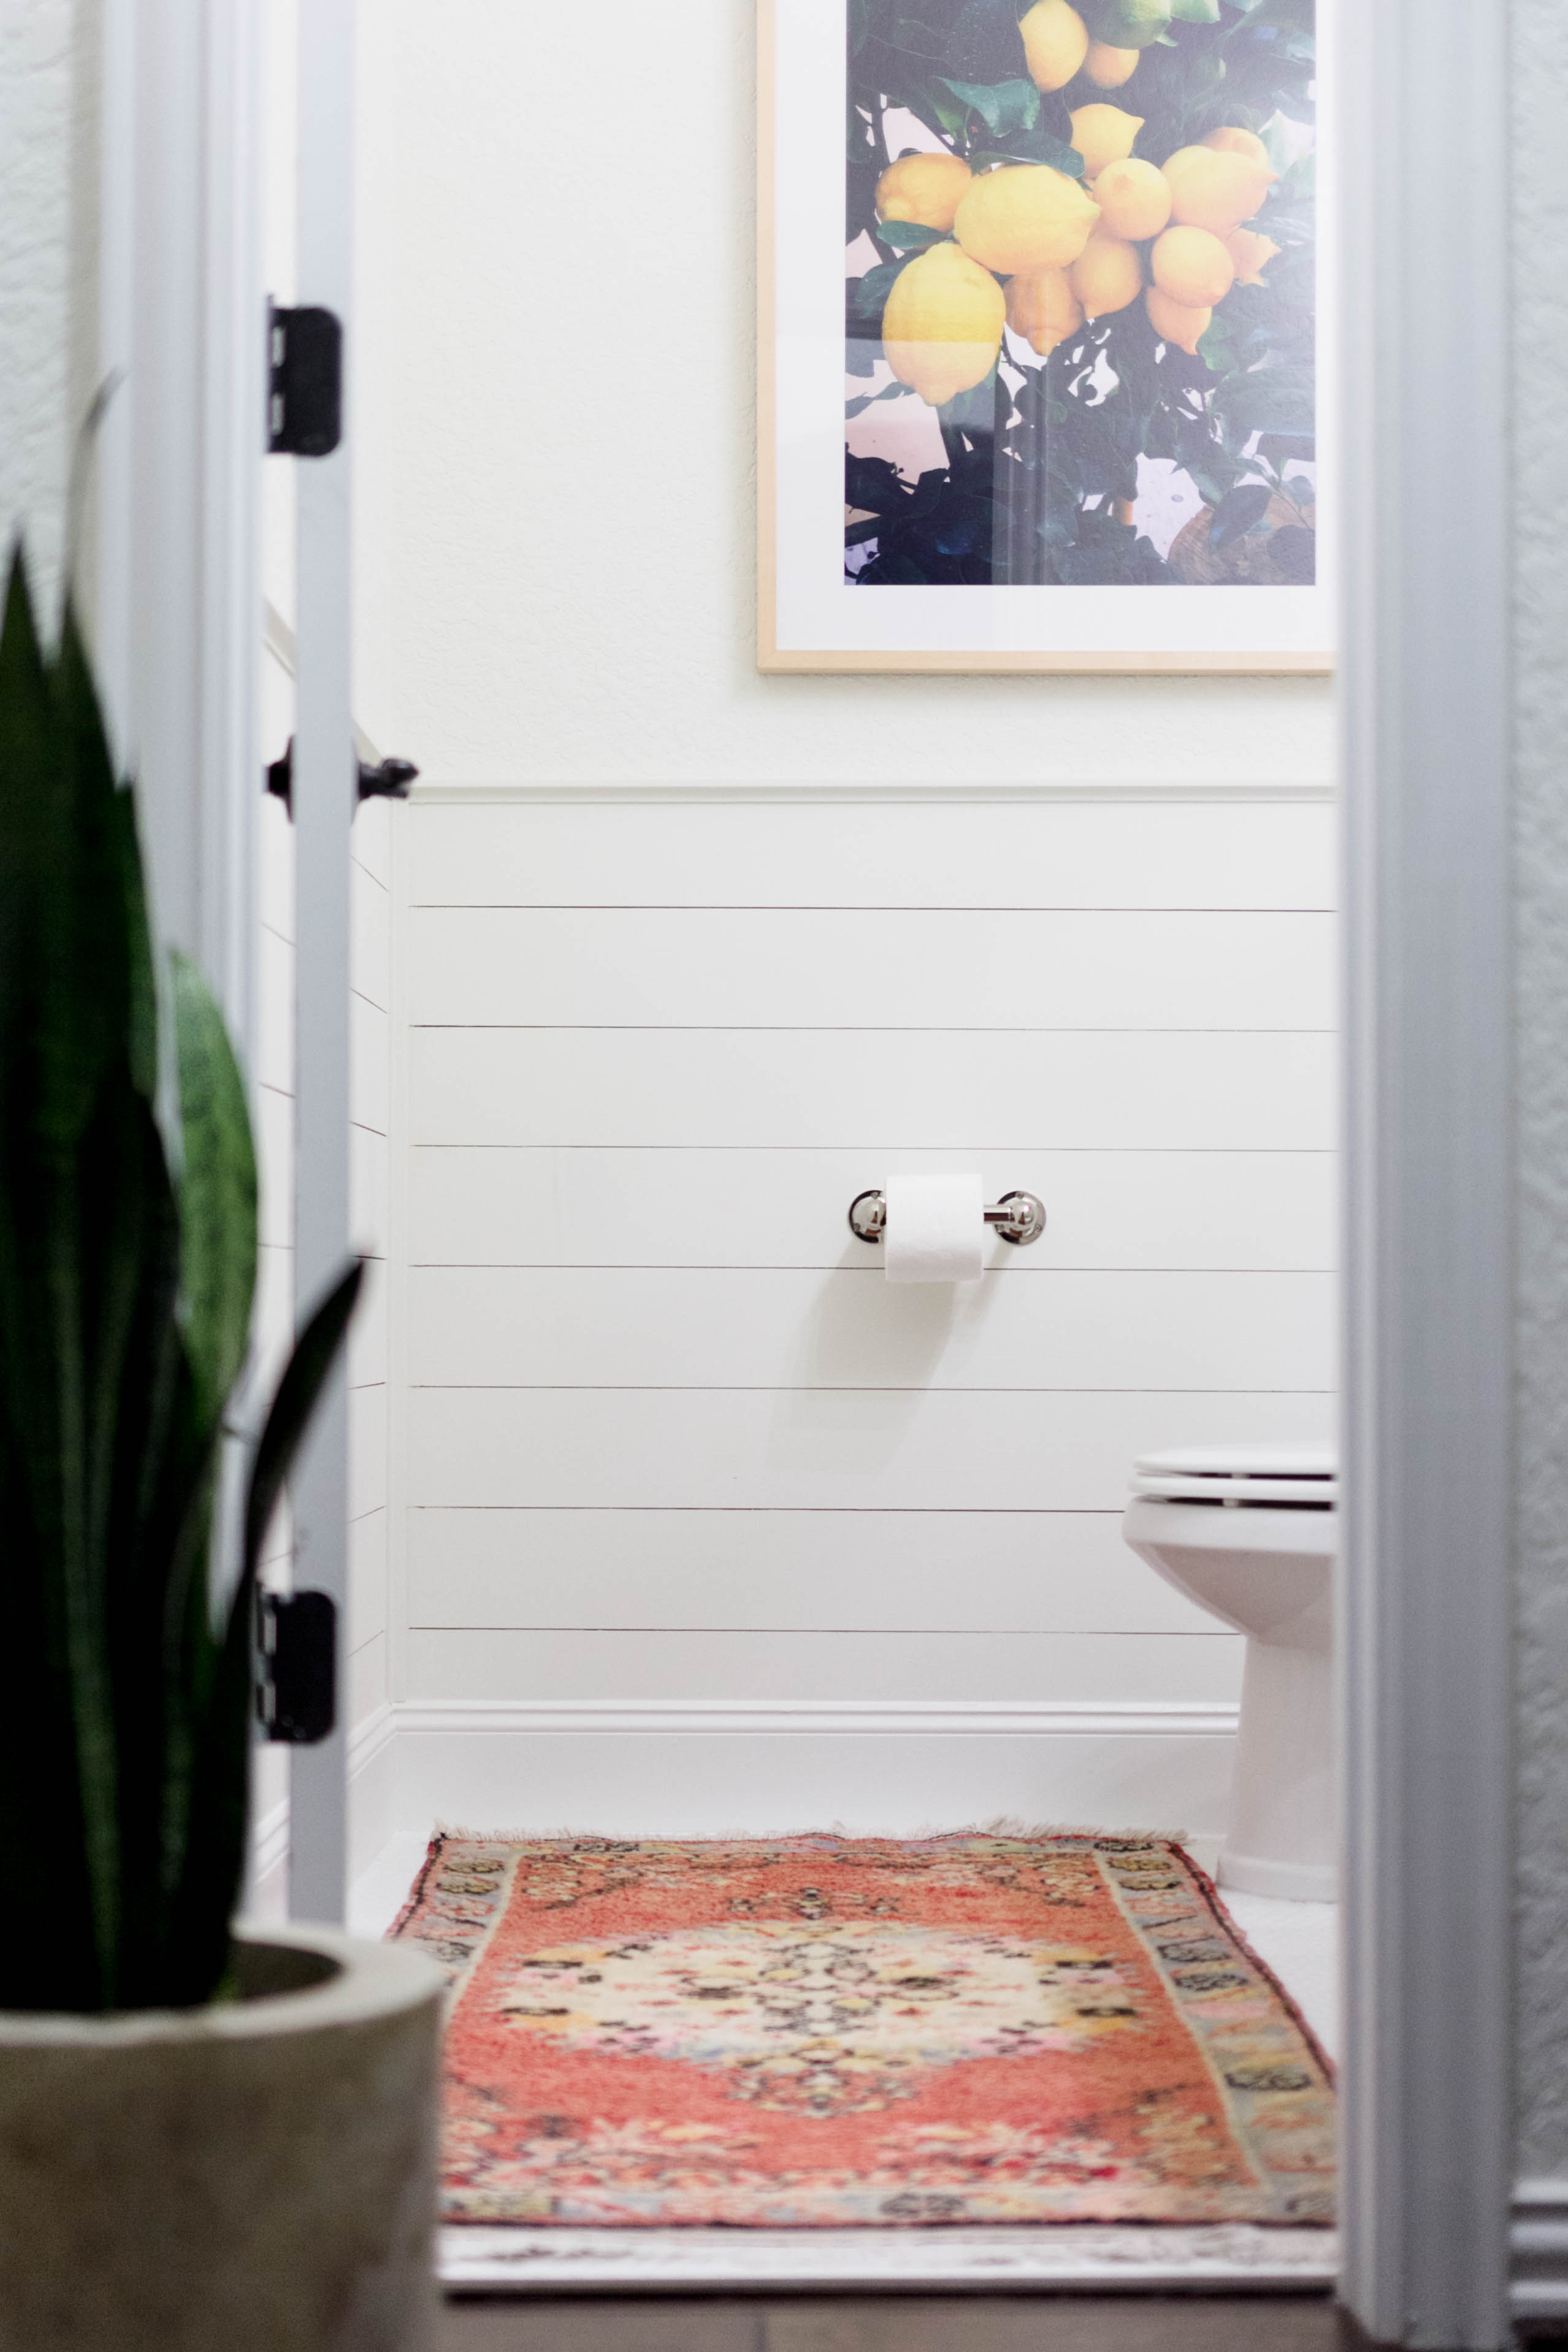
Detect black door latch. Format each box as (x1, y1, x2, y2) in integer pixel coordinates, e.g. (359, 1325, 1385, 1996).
(266, 738, 419, 818)
(268, 305, 342, 457)
(256, 1591, 337, 1744)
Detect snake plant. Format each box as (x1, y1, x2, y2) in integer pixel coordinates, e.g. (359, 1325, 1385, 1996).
(0, 548, 359, 2013)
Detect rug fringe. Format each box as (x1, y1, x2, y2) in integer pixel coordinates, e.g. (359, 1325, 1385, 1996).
(429, 1818, 1193, 1847)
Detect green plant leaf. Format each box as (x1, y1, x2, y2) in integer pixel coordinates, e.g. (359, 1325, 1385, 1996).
(938, 75, 1040, 136)
(970, 130, 1086, 174)
(1169, 0, 1221, 18)
(1209, 479, 1274, 545)
(875, 220, 949, 249)
(170, 951, 257, 1431)
(852, 258, 911, 320)
(1211, 361, 1314, 436)
(243, 1260, 364, 1585)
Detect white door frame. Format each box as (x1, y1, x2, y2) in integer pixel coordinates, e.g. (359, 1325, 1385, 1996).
(285, 0, 358, 1926)
(95, 0, 357, 1926)
(1337, 2, 1514, 2345)
(98, 0, 1527, 2334)
(96, 0, 265, 1048)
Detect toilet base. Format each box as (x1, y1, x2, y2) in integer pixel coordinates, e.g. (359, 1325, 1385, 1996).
(1218, 1847, 1337, 1904)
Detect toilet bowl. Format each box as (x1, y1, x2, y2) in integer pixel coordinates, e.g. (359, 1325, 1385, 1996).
(1122, 1441, 1336, 1903)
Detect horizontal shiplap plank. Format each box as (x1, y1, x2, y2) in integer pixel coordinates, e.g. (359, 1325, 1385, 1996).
(256, 924, 294, 1096)
(256, 1084, 295, 1251)
(410, 1387, 1331, 1514)
(259, 794, 295, 941)
(410, 1145, 1333, 1271)
(406, 799, 1334, 912)
(402, 1626, 1243, 1705)
(411, 1627, 1241, 1703)
(350, 1383, 388, 1523)
(411, 908, 1333, 1033)
(348, 1257, 389, 1393)
(408, 1267, 1333, 1394)
(351, 993, 389, 1136)
(351, 855, 392, 1011)
(350, 1507, 389, 1650)
(351, 1124, 390, 1260)
(411, 1029, 1334, 1152)
(348, 1633, 388, 1732)
(408, 1506, 1222, 1635)
(352, 793, 392, 891)
(253, 1241, 295, 1403)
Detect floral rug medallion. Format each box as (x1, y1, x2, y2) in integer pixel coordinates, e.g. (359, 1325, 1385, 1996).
(391, 1833, 1335, 2229)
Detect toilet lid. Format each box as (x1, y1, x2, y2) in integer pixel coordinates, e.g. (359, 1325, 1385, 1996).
(1131, 1439, 1337, 1507)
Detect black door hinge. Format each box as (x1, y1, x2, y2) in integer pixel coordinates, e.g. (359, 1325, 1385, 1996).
(266, 738, 419, 818)
(256, 1590, 337, 1744)
(268, 304, 343, 457)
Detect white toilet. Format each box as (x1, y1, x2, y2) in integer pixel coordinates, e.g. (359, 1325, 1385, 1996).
(1122, 1441, 1336, 1903)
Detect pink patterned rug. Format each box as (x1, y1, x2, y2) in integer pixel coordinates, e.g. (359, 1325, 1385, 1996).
(391, 1831, 1335, 2229)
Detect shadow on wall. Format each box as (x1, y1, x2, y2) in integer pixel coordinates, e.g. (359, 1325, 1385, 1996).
(770, 1250, 1006, 1470)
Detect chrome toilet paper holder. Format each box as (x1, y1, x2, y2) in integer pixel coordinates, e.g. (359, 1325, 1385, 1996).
(847, 1189, 1046, 1247)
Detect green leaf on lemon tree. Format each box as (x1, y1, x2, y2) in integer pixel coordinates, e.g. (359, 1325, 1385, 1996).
(970, 127, 1085, 174)
(875, 221, 949, 250)
(852, 259, 912, 321)
(938, 76, 1040, 136)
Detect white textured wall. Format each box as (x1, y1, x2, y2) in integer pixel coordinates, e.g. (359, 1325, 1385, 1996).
(1513, 0, 1568, 2183)
(0, 0, 95, 615)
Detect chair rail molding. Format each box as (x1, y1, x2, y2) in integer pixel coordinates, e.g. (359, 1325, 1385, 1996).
(1339, 0, 1513, 2343)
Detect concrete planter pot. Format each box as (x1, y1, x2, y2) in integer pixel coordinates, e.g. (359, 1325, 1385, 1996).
(0, 1923, 445, 2352)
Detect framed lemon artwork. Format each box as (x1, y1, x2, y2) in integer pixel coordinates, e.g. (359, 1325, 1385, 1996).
(757, 0, 1331, 673)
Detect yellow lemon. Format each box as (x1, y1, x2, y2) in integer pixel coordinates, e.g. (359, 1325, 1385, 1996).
(1005, 268, 1084, 356)
(1144, 285, 1211, 355)
(882, 242, 1006, 408)
(1092, 155, 1171, 240)
(1020, 0, 1090, 91)
(875, 151, 973, 234)
(1068, 229, 1143, 316)
(1161, 144, 1274, 233)
(1084, 38, 1139, 86)
(955, 164, 1100, 274)
(1203, 124, 1271, 169)
(1225, 225, 1280, 286)
(1069, 103, 1144, 178)
(1151, 224, 1235, 307)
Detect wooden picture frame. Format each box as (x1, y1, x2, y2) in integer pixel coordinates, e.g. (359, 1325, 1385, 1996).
(757, 0, 1333, 675)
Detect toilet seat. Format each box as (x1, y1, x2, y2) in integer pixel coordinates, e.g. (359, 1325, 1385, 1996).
(1131, 1441, 1337, 1511)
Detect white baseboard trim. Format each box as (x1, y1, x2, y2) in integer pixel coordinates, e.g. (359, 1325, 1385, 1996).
(392, 1698, 1239, 1741)
(256, 1698, 1241, 1885)
(249, 1702, 401, 1913)
(1511, 2178, 1568, 2323)
(374, 1697, 1240, 1847)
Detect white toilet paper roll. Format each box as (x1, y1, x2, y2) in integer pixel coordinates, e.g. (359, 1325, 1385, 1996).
(884, 1173, 985, 1284)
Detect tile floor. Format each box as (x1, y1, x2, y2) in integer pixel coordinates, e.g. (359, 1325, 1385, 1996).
(438, 2297, 1345, 2351)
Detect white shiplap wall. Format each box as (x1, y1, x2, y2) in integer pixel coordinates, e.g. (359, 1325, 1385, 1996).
(382, 789, 1335, 1834)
